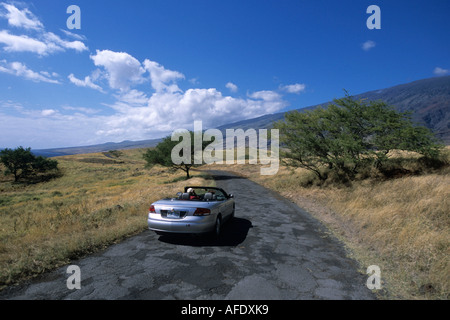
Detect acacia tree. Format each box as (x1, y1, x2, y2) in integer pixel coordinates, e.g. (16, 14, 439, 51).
(143, 131, 209, 179)
(0, 147, 58, 182)
(274, 94, 442, 180)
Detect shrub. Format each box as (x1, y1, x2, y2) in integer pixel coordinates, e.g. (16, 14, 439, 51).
(0, 147, 59, 182)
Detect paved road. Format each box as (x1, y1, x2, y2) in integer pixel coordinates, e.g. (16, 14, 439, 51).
(0, 171, 375, 300)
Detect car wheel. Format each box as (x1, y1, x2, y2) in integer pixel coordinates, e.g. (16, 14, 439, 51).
(212, 216, 222, 239)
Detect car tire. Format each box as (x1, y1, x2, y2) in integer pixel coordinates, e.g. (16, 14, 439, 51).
(211, 215, 222, 239)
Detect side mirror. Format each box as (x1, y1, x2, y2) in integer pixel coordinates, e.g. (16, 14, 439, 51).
(228, 194, 234, 199)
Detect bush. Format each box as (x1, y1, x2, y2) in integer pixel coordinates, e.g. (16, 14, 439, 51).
(274, 93, 444, 182)
(0, 147, 59, 182)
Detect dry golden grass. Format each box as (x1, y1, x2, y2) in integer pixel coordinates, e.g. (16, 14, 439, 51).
(1, 146, 448, 299)
(204, 149, 449, 299)
(0, 149, 214, 289)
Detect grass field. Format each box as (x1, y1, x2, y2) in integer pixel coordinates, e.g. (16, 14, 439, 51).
(205, 147, 449, 300)
(0, 147, 448, 299)
(0, 149, 214, 289)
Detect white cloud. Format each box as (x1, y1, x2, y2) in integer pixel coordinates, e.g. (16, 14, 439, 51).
(68, 73, 104, 92)
(60, 29, 87, 41)
(1, 3, 43, 30)
(62, 105, 100, 115)
(43, 32, 87, 53)
(0, 60, 60, 84)
(280, 83, 306, 94)
(0, 110, 110, 149)
(0, 4, 88, 55)
(189, 77, 200, 85)
(143, 59, 185, 93)
(434, 67, 449, 76)
(362, 40, 376, 51)
(0, 47, 292, 148)
(91, 50, 146, 91)
(116, 89, 149, 106)
(0, 30, 87, 55)
(88, 51, 186, 94)
(0, 99, 24, 113)
(41, 109, 56, 116)
(248, 90, 282, 101)
(226, 82, 238, 93)
(97, 87, 288, 141)
(87, 50, 290, 141)
(0, 30, 48, 54)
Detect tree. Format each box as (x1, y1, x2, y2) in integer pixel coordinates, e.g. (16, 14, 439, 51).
(274, 94, 442, 180)
(0, 147, 59, 182)
(143, 131, 209, 179)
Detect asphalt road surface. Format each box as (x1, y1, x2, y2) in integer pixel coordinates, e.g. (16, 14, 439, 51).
(1, 170, 375, 300)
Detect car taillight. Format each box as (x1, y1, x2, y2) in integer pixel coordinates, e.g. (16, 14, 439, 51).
(149, 205, 156, 213)
(193, 208, 211, 216)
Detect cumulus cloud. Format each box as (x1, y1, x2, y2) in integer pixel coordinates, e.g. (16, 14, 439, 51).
(280, 83, 306, 94)
(362, 40, 376, 51)
(76, 49, 291, 141)
(434, 67, 449, 76)
(2, 42, 294, 147)
(144, 59, 185, 93)
(0, 3, 294, 145)
(91, 50, 146, 91)
(98, 87, 288, 140)
(0, 59, 60, 84)
(226, 82, 238, 93)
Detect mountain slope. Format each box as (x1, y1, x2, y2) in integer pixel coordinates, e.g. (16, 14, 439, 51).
(218, 75, 450, 144)
(32, 139, 161, 157)
(32, 75, 450, 156)
(357, 76, 450, 142)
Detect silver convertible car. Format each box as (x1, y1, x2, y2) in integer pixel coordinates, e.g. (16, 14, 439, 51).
(148, 186, 235, 237)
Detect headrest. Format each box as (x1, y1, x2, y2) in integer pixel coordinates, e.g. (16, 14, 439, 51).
(204, 192, 213, 200)
(182, 193, 190, 200)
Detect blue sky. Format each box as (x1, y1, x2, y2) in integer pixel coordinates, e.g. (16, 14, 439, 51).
(0, 0, 449, 149)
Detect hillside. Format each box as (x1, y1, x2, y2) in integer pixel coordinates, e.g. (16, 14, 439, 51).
(32, 139, 161, 158)
(218, 76, 450, 144)
(359, 76, 450, 143)
(30, 76, 450, 157)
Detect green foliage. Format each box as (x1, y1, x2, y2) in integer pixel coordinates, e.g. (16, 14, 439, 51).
(274, 93, 443, 181)
(0, 146, 59, 182)
(143, 131, 209, 179)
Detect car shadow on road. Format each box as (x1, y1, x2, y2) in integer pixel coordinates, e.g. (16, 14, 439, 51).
(157, 217, 253, 247)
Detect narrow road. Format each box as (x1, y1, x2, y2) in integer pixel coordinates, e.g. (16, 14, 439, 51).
(1, 170, 375, 300)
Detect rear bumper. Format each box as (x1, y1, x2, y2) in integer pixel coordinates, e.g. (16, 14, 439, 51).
(148, 214, 216, 234)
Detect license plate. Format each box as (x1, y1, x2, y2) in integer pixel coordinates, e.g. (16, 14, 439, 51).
(167, 211, 180, 219)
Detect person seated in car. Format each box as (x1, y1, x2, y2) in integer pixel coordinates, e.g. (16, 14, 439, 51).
(187, 188, 199, 200)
